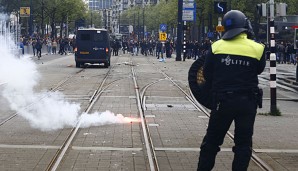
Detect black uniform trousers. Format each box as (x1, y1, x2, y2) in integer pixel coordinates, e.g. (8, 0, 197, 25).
(197, 92, 257, 171)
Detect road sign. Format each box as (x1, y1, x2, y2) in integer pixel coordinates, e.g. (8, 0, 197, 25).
(182, 2, 196, 22)
(159, 32, 167, 41)
(207, 32, 214, 38)
(183, 2, 195, 8)
(183, 0, 195, 2)
(214, 2, 227, 14)
(20, 7, 30, 17)
(182, 9, 195, 21)
(216, 26, 225, 32)
(160, 24, 167, 32)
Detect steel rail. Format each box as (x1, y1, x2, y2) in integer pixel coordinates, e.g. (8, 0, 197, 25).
(46, 58, 123, 171)
(148, 58, 273, 171)
(131, 65, 158, 171)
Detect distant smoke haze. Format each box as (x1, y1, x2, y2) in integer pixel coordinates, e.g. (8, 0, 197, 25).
(0, 14, 138, 132)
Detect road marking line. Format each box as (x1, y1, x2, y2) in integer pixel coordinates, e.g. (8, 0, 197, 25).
(72, 146, 142, 151)
(145, 115, 156, 118)
(154, 148, 298, 153)
(0, 144, 59, 149)
(254, 149, 298, 153)
(148, 123, 159, 127)
(154, 147, 232, 152)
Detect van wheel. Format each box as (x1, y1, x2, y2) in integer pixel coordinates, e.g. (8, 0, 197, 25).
(76, 62, 81, 68)
(104, 62, 110, 68)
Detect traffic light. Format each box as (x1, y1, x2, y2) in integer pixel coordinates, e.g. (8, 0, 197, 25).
(214, 1, 227, 14)
(276, 3, 287, 16)
(256, 3, 266, 17)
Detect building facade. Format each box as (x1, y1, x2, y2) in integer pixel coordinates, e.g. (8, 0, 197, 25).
(84, 0, 159, 33)
(86, 0, 113, 10)
(111, 0, 159, 34)
(84, 0, 113, 30)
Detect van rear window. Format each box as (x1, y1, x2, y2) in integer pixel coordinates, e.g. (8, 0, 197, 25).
(79, 32, 107, 42)
(80, 34, 91, 41)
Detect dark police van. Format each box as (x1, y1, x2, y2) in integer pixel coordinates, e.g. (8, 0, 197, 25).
(74, 28, 111, 68)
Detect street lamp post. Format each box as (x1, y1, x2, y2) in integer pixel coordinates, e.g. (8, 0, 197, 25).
(138, 10, 140, 42)
(104, 9, 107, 29)
(29, 0, 33, 36)
(143, 0, 148, 40)
(118, 11, 121, 33)
(41, 0, 45, 37)
(176, 0, 183, 61)
(143, 6, 144, 40)
(91, 11, 93, 27)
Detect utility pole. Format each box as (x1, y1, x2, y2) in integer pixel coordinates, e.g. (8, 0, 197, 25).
(133, 13, 135, 34)
(176, 0, 183, 61)
(17, 0, 20, 42)
(41, 0, 44, 37)
(105, 9, 107, 29)
(29, 0, 33, 36)
(269, 0, 277, 113)
(91, 11, 93, 27)
(143, 6, 145, 40)
(138, 10, 140, 42)
(66, 13, 68, 37)
(119, 11, 121, 33)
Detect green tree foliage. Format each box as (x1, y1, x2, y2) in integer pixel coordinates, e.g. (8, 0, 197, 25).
(121, 0, 177, 33)
(85, 11, 102, 29)
(1, 0, 297, 38)
(0, 0, 87, 37)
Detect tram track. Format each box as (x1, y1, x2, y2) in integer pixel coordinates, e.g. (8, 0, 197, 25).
(44, 56, 284, 171)
(1, 55, 294, 170)
(46, 58, 123, 171)
(1, 55, 134, 170)
(134, 57, 274, 171)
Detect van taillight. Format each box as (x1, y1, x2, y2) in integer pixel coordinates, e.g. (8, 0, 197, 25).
(106, 48, 109, 53)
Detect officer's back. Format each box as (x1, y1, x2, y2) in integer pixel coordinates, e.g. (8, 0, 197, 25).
(197, 10, 266, 171)
(204, 33, 265, 92)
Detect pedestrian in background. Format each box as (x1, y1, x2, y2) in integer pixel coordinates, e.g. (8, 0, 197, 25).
(197, 10, 266, 171)
(46, 37, 52, 55)
(32, 39, 37, 56)
(19, 41, 24, 55)
(156, 41, 162, 59)
(52, 39, 57, 54)
(165, 40, 172, 58)
(35, 39, 42, 59)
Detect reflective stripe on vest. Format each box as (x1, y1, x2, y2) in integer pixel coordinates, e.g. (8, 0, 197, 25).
(212, 33, 265, 61)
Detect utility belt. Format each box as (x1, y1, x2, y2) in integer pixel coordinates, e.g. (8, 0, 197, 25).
(214, 88, 263, 108)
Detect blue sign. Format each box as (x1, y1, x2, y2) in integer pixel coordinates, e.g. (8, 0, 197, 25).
(207, 32, 214, 38)
(214, 1, 227, 14)
(182, 2, 196, 22)
(160, 24, 167, 32)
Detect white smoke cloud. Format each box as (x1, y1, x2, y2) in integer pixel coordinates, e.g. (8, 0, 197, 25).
(0, 14, 138, 132)
(79, 110, 135, 128)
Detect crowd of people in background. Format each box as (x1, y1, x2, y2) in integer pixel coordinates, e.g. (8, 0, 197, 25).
(275, 41, 297, 65)
(110, 37, 213, 62)
(19, 33, 298, 65)
(111, 37, 297, 65)
(19, 35, 76, 60)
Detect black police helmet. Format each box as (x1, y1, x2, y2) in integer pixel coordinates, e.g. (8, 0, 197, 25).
(222, 10, 253, 40)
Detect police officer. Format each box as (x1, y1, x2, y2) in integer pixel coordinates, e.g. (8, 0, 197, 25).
(197, 10, 266, 171)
